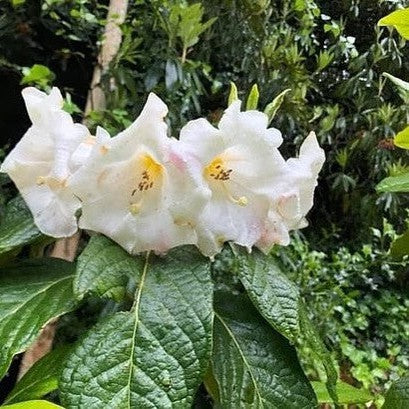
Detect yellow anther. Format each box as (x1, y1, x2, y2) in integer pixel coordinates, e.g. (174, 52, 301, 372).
(36, 176, 46, 186)
(129, 202, 141, 215)
(237, 196, 248, 206)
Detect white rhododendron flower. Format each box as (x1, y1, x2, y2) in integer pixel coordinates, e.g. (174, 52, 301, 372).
(179, 100, 290, 257)
(71, 93, 208, 254)
(257, 132, 325, 252)
(1, 87, 89, 237)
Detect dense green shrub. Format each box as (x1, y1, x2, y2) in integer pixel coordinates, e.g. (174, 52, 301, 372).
(275, 225, 409, 394)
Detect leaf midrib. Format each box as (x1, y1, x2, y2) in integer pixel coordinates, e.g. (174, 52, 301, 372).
(126, 252, 150, 409)
(215, 312, 264, 408)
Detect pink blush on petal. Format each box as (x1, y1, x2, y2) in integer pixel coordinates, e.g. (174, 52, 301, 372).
(168, 150, 187, 172)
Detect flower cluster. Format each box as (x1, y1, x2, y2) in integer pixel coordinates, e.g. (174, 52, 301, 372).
(1, 87, 325, 257)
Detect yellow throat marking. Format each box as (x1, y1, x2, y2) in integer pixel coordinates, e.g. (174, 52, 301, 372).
(129, 154, 163, 215)
(204, 155, 248, 206)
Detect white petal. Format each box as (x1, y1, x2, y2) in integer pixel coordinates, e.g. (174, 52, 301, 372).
(196, 194, 268, 257)
(70, 126, 111, 171)
(117, 93, 169, 152)
(219, 100, 283, 148)
(286, 131, 325, 216)
(288, 131, 325, 176)
(256, 209, 290, 253)
(22, 87, 63, 126)
(179, 118, 223, 163)
(166, 139, 211, 224)
(22, 186, 80, 237)
(1, 127, 53, 172)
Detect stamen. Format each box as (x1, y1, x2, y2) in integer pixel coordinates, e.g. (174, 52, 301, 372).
(129, 202, 141, 215)
(129, 154, 164, 215)
(205, 155, 248, 207)
(224, 187, 248, 207)
(36, 176, 46, 186)
(205, 157, 233, 181)
(237, 196, 248, 206)
(135, 155, 163, 192)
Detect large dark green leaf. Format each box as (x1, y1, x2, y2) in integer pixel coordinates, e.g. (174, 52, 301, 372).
(212, 292, 317, 408)
(75, 235, 143, 302)
(5, 346, 71, 404)
(235, 247, 338, 403)
(383, 376, 409, 409)
(235, 247, 300, 342)
(0, 259, 77, 379)
(60, 246, 213, 408)
(0, 196, 43, 255)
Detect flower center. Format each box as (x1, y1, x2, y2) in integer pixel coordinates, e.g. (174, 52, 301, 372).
(129, 154, 163, 215)
(204, 157, 233, 181)
(204, 155, 248, 206)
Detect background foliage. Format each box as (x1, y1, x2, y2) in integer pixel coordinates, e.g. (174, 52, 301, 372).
(1, 0, 409, 407)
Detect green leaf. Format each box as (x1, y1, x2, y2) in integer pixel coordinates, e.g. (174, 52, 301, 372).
(246, 84, 260, 110)
(177, 4, 216, 49)
(75, 235, 143, 302)
(299, 305, 338, 404)
(383, 72, 409, 92)
(383, 376, 409, 409)
(378, 9, 409, 40)
(0, 196, 43, 255)
(235, 247, 300, 342)
(394, 126, 409, 149)
(21, 64, 55, 87)
(228, 81, 238, 106)
(376, 173, 409, 192)
(235, 247, 338, 403)
(390, 229, 409, 259)
(11, 0, 26, 7)
(316, 50, 334, 71)
(1, 401, 64, 409)
(0, 259, 77, 379)
(264, 88, 291, 124)
(212, 292, 317, 408)
(312, 381, 372, 404)
(60, 246, 213, 408)
(5, 346, 71, 404)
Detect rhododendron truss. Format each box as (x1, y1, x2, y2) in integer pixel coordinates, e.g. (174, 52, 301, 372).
(1, 87, 325, 257)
